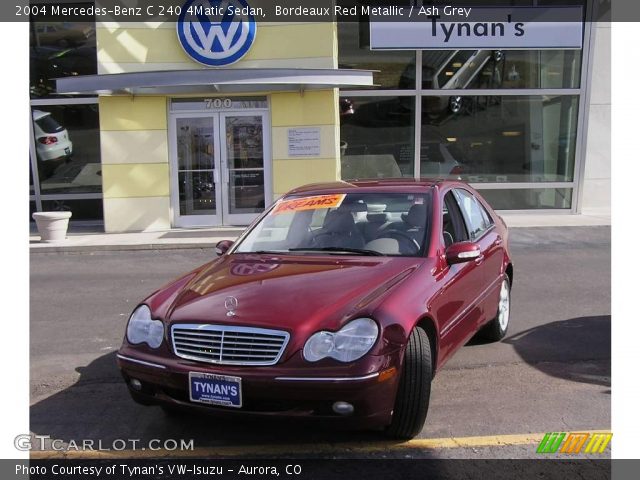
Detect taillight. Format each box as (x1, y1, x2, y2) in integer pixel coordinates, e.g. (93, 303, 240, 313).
(449, 165, 464, 175)
(38, 136, 58, 145)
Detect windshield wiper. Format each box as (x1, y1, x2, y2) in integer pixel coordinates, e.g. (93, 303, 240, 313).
(288, 247, 383, 256)
(246, 250, 290, 255)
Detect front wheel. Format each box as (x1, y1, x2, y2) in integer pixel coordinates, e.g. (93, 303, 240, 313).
(385, 327, 432, 439)
(480, 275, 511, 341)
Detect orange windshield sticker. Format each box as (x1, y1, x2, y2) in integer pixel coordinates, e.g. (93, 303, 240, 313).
(272, 194, 346, 215)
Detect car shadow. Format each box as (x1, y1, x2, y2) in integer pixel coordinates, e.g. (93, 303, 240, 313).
(30, 351, 408, 453)
(30, 316, 611, 452)
(501, 315, 611, 388)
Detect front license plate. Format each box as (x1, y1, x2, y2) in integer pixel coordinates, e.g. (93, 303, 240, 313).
(189, 372, 242, 408)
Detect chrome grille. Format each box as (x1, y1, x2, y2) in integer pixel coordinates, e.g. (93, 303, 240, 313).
(171, 324, 289, 366)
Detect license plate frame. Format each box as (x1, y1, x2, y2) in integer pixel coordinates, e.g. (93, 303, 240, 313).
(188, 372, 242, 408)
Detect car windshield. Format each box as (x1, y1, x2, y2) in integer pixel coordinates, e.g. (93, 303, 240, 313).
(234, 191, 432, 257)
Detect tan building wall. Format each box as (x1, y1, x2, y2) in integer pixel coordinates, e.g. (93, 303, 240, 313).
(96, 21, 340, 232)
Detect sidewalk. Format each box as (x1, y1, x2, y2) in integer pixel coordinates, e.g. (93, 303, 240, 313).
(29, 212, 611, 253)
(29, 226, 245, 253)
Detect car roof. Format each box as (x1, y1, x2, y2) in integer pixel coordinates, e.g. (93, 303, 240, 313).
(286, 179, 457, 196)
(32, 110, 50, 120)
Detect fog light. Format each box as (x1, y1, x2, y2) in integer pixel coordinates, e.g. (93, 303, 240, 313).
(332, 401, 354, 416)
(130, 378, 143, 391)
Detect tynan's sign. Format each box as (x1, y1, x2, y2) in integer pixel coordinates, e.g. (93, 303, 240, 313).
(370, 6, 584, 50)
(177, 0, 257, 67)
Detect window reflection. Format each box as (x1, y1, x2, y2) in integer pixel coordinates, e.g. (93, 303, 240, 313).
(41, 199, 104, 220)
(421, 50, 581, 90)
(30, 20, 97, 98)
(338, 21, 416, 89)
(338, 21, 582, 91)
(480, 188, 572, 210)
(32, 104, 101, 194)
(30, 158, 36, 195)
(422, 50, 505, 90)
(340, 96, 415, 179)
(420, 95, 578, 183)
(29, 11, 101, 221)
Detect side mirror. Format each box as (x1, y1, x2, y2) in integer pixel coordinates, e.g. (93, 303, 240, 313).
(445, 241, 481, 265)
(215, 240, 234, 256)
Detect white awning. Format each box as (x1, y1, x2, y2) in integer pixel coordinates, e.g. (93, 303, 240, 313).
(56, 68, 374, 95)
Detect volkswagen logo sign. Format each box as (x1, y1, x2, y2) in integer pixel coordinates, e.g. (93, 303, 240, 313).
(224, 296, 239, 317)
(177, 0, 257, 67)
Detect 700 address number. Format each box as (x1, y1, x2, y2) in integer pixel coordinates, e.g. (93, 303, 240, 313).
(204, 98, 233, 109)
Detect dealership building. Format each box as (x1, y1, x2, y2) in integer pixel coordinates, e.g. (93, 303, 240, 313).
(28, 1, 610, 232)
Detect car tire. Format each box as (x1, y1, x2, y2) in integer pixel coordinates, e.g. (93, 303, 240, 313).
(385, 327, 432, 439)
(449, 96, 463, 114)
(480, 275, 511, 341)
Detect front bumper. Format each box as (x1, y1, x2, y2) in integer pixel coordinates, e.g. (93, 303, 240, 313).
(116, 346, 401, 429)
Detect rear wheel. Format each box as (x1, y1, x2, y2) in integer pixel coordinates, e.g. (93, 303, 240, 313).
(480, 275, 511, 341)
(385, 327, 432, 439)
(449, 96, 463, 114)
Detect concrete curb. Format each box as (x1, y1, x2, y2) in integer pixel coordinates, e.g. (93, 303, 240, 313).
(29, 243, 219, 254)
(29, 223, 611, 254)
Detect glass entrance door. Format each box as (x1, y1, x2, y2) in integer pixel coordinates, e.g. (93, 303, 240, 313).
(221, 113, 269, 225)
(170, 111, 268, 227)
(171, 114, 222, 227)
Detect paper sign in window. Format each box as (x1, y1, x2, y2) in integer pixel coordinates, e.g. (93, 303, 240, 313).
(272, 194, 346, 215)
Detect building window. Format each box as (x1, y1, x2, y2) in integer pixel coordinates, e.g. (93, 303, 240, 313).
(32, 104, 101, 194)
(421, 50, 581, 90)
(480, 188, 573, 210)
(420, 95, 579, 183)
(338, 21, 416, 90)
(41, 199, 104, 220)
(340, 96, 415, 179)
(337, 15, 586, 211)
(29, 11, 102, 222)
(30, 20, 97, 99)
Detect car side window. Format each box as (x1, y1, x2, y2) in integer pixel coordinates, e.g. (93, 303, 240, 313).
(443, 191, 468, 245)
(453, 189, 491, 241)
(478, 201, 494, 228)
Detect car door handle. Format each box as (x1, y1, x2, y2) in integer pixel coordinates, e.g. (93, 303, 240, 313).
(474, 254, 485, 265)
(495, 237, 503, 246)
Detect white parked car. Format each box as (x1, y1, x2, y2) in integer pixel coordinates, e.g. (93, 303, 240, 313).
(33, 110, 73, 162)
(420, 142, 464, 178)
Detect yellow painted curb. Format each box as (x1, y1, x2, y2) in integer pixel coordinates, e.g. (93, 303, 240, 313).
(29, 430, 612, 459)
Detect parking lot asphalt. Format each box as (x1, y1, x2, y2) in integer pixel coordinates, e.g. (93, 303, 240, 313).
(29, 226, 611, 459)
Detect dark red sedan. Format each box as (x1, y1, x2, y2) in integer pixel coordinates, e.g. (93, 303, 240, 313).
(117, 180, 513, 438)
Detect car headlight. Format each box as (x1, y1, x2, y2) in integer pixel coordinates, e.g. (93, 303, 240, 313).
(126, 305, 164, 349)
(303, 318, 379, 363)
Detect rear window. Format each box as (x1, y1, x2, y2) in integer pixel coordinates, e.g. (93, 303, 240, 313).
(36, 115, 63, 134)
